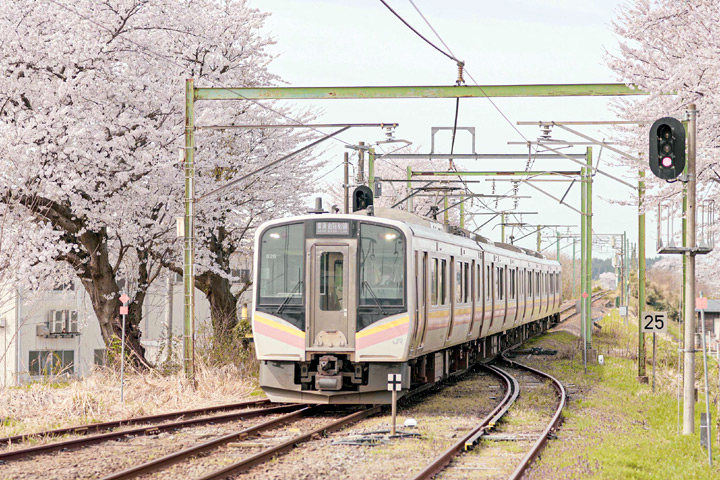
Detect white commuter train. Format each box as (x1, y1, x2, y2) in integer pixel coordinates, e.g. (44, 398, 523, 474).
(252, 207, 561, 404)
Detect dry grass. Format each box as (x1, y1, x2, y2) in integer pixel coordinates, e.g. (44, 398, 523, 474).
(0, 360, 261, 438)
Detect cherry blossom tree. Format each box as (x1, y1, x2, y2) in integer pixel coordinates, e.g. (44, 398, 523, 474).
(0, 0, 322, 364)
(608, 0, 720, 291)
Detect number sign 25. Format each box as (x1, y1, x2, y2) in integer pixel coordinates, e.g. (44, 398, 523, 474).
(641, 311, 668, 333)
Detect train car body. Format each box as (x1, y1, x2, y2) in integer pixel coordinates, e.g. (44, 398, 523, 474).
(252, 208, 561, 404)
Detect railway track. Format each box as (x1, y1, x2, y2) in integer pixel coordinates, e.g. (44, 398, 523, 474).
(0, 401, 299, 461)
(0, 398, 270, 446)
(410, 292, 611, 479)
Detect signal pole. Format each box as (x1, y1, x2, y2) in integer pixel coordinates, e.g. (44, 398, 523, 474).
(682, 104, 697, 435)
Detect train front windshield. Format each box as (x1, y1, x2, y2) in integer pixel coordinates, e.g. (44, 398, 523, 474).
(359, 224, 404, 307)
(258, 223, 305, 306)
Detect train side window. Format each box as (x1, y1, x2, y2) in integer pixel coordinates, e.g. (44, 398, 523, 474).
(536, 272, 540, 295)
(477, 264, 481, 300)
(486, 265, 491, 301)
(440, 259, 447, 305)
(431, 258, 438, 306)
(510, 269, 515, 299)
(455, 260, 462, 303)
(464, 262, 470, 304)
(497, 266, 504, 300)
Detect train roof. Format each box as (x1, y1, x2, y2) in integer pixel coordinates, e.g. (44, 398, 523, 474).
(255, 207, 558, 267)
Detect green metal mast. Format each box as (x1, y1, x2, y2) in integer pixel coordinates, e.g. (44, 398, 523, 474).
(183, 79, 196, 383)
(638, 170, 646, 377)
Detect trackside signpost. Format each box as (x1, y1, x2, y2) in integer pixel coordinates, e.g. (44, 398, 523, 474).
(388, 373, 402, 435)
(119, 293, 130, 403)
(642, 311, 667, 393)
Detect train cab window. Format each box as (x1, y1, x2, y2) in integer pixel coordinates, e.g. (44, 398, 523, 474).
(258, 223, 305, 306)
(431, 258, 438, 306)
(319, 253, 343, 311)
(359, 224, 405, 307)
(440, 259, 447, 305)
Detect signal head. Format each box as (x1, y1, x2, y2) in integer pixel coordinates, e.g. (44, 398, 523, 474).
(648, 117, 685, 180)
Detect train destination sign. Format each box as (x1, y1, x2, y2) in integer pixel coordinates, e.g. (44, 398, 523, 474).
(641, 311, 668, 333)
(315, 221, 350, 236)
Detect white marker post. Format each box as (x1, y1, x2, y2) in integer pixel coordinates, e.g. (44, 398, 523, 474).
(641, 311, 667, 393)
(119, 293, 130, 404)
(387, 373, 402, 436)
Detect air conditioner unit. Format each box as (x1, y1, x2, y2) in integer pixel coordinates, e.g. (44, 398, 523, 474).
(36, 324, 50, 336)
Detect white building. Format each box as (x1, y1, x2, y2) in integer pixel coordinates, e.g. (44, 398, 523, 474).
(0, 272, 252, 386)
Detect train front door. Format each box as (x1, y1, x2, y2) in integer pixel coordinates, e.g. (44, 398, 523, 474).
(309, 244, 355, 349)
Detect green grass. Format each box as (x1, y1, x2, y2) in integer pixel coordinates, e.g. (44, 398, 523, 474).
(524, 309, 720, 479)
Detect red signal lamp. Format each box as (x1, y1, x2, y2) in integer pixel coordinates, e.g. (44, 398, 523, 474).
(661, 156, 673, 168)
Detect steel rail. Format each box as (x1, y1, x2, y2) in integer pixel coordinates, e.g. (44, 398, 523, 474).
(502, 357, 567, 480)
(0, 404, 300, 462)
(0, 399, 270, 446)
(410, 365, 519, 480)
(101, 406, 320, 480)
(196, 405, 383, 480)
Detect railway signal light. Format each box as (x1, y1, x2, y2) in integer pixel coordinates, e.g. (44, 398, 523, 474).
(352, 185, 374, 212)
(649, 117, 685, 180)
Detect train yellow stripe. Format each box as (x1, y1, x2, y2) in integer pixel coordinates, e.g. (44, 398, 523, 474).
(254, 313, 305, 339)
(357, 316, 409, 339)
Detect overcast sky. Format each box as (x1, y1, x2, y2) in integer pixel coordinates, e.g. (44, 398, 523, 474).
(253, 0, 648, 259)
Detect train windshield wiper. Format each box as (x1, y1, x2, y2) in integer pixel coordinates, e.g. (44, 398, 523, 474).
(362, 281, 387, 315)
(276, 281, 303, 314)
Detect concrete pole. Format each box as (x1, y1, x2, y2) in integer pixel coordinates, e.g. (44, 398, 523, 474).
(580, 158, 587, 369)
(537, 225, 541, 252)
(406, 166, 413, 213)
(443, 196, 449, 225)
(368, 147, 375, 194)
(343, 152, 349, 214)
(638, 170, 646, 378)
(183, 79, 196, 384)
(682, 103, 697, 435)
(460, 193, 465, 229)
(501, 212, 505, 243)
(357, 141, 365, 185)
(625, 234, 630, 310)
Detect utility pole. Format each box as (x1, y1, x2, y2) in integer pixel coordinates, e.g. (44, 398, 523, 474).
(638, 170, 646, 379)
(501, 212, 506, 242)
(368, 146, 376, 194)
(406, 166, 413, 213)
(537, 225, 541, 252)
(357, 141, 365, 185)
(343, 152, 349, 214)
(682, 104, 697, 435)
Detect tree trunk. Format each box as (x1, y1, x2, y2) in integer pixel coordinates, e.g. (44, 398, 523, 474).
(196, 271, 238, 337)
(76, 231, 150, 369)
(18, 195, 150, 368)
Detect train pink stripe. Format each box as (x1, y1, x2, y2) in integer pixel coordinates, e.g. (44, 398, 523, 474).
(255, 321, 305, 349)
(356, 321, 409, 349)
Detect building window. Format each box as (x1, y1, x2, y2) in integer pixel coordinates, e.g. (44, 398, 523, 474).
(29, 350, 75, 376)
(94, 349, 107, 366)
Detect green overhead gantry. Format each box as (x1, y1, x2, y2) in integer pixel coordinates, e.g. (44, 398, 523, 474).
(183, 82, 648, 380)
